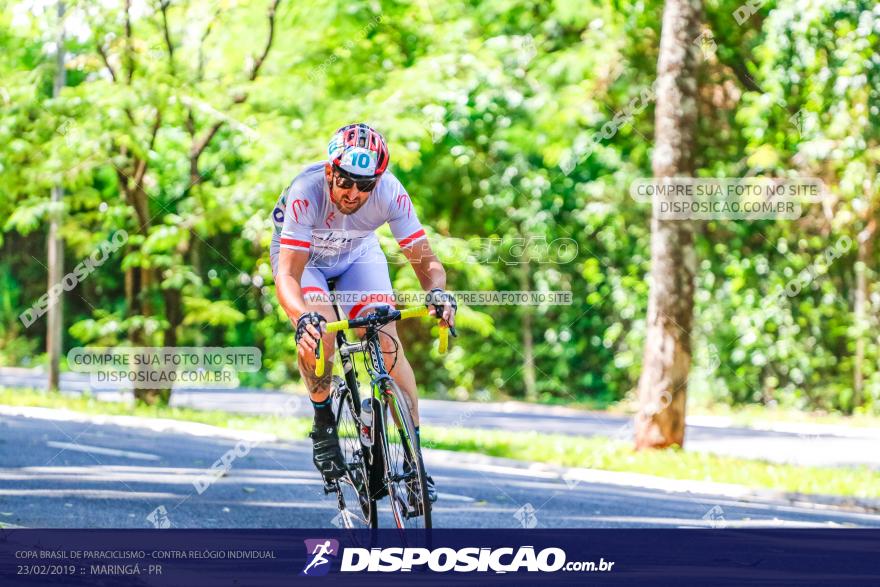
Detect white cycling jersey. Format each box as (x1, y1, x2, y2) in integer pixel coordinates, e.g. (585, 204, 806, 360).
(269, 162, 426, 318)
(270, 161, 425, 272)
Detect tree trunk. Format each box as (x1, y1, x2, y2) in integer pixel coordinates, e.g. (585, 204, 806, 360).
(635, 0, 701, 450)
(46, 0, 66, 393)
(853, 218, 875, 411)
(163, 288, 182, 348)
(47, 193, 64, 392)
(519, 264, 537, 401)
(126, 184, 169, 405)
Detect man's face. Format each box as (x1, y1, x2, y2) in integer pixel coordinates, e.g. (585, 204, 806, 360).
(324, 164, 374, 215)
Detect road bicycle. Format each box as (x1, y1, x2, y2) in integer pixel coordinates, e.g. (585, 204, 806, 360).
(313, 290, 450, 530)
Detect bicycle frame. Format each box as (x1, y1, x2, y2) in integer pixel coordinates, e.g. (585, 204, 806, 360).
(319, 303, 447, 526)
(330, 306, 418, 453)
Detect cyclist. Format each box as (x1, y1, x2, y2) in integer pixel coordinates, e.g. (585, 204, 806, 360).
(271, 123, 456, 503)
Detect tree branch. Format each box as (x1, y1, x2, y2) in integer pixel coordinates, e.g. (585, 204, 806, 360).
(197, 7, 221, 81)
(147, 108, 161, 152)
(190, 121, 223, 164)
(124, 0, 135, 83)
(159, 0, 176, 74)
(97, 43, 117, 82)
(115, 165, 131, 200)
(247, 0, 281, 82)
(186, 108, 196, 138)
(133, 108, 162, 187)
(232, 0, 282, 102)
(189, 120, 224, 185)
(190, 0, 282, 184)
(114, 160, 148, 231)
(728, 59, 762, 93)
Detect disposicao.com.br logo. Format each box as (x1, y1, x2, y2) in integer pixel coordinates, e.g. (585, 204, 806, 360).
(337, 546, 614, 574)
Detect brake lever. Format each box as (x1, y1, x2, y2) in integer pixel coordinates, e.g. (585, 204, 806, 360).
(431, 304, 457, 337)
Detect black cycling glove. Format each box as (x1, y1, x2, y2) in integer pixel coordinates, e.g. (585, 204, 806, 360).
(295, 312, 327, 346)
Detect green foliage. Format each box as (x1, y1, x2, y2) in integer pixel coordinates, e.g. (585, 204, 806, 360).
(182, 297, 246, 327)
(0, 0, 877, 413)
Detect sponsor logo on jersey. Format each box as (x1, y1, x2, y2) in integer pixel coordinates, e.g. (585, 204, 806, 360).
(396, 193, 412, 218)
(291, 199, 310, 223)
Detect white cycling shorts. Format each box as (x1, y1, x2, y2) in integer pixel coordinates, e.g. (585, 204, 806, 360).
(271, 241, 395, 319)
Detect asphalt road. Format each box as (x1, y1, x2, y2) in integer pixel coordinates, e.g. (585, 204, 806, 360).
(1, 412, 878, 530)
(2, 367, 879, 470)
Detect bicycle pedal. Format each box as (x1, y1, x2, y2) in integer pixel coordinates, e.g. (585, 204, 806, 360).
(322, 479, 338, 494)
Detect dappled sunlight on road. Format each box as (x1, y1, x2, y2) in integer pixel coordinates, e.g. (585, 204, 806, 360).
(1, 413, 878, 529)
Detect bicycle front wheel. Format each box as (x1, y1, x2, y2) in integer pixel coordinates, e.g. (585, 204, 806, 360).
(378, 379, 432, 529)
(332, 377, 377, 529)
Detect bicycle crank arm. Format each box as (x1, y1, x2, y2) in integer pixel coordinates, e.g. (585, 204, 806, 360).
(389, 471, 417, 484)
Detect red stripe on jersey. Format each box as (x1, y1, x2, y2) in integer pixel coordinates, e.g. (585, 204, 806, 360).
(398, 229, 426, 248)
(302, 287, 329, 299)
(281, 238, 311, 249)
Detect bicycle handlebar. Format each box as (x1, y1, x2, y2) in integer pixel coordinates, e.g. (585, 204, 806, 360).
(314, 306, 450, 377)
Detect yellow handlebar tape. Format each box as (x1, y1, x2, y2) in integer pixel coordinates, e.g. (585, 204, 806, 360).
(325, 321, 346, 334)
(313, 306, 448, 375)
(400, 306, 429, 320)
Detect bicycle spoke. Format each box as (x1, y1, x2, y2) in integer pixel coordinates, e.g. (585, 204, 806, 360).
(380, 381, 431, 530)
(332, 377, 375, 529)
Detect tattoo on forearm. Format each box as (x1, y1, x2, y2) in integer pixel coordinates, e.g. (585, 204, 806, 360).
(300, 360, 332, 394)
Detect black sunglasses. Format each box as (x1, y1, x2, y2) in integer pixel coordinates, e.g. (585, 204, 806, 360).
(332, 167, 378, 192)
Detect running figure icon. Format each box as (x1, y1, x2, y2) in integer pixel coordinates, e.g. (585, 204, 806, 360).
(301, 540, 337, 576)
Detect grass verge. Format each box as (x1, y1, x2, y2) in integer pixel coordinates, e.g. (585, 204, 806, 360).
(684, 402, 880, 429)
(420, 426, 880, 500)
(2, 387, 878, 500)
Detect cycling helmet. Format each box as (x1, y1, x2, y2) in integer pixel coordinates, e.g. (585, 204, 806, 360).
(327, 123, 389, 179)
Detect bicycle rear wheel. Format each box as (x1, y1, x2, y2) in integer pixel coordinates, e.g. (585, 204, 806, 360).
(331, 376, 377, 529)
(377, 379, 432, 529)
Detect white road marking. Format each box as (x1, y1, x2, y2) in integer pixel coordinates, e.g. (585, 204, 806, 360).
(439, 493, 476, 502)
(46, 441, 160, 461)
(0, 405, 275, 442)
